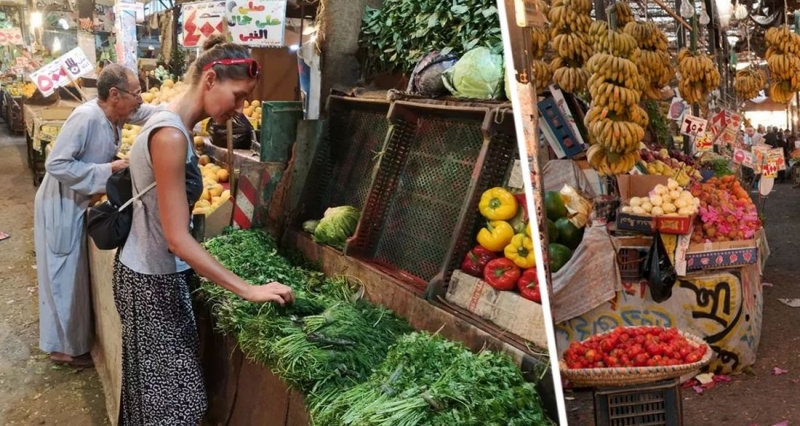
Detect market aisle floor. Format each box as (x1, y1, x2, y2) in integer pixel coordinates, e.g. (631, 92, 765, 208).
(0, 129, 107, 425)
(567, 182, 800, 426)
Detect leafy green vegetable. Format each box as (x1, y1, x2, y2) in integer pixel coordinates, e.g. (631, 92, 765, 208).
(303, 220, 320, 234)
(314, 332, 551, 426)
(313, 206, 360, 250)
(359, 0, 503, 75)
(644, 100, 671, 147)
(442, 47, 505, 100)
(198, 230, 551, 425)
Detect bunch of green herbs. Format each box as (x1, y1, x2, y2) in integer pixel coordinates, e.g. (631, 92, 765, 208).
(313, 332, 552, 426)
(359, 0, 503, 75)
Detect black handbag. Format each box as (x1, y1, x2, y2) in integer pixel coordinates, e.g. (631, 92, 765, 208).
(641, 230, 678, 303)
(86, 167, 156, 250)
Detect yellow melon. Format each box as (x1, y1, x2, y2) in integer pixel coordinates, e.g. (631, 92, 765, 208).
(216, 169, 229, 183)
(198, 155, 211, 166)
(208, 184, 224, 198)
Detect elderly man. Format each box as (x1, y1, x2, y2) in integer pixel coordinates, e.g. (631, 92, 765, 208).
(33, 64, 163, 367)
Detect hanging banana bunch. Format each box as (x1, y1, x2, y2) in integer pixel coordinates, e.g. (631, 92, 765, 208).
(530, 18, 553, 93)
(548, 0, 593, 93)
(614, 2, 635, 27)
(676, 49, 720, 104)
(584, 29, 648, 176)
(624, 21, 674, 100)
(734, 68, 766, 100)
(765, 26, 800, 104)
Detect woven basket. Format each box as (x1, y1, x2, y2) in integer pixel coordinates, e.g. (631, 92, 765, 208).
(560, 328, 713, 388)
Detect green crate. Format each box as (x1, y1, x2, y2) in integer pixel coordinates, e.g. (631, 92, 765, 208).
(259, 101, 304, 163)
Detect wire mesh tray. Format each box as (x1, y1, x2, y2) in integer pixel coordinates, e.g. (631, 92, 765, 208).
(291, 96, 391, 229)
(346, 101, 517, 292)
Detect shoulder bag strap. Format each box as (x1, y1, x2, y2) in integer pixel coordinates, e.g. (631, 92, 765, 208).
(117, 181, 157, 212)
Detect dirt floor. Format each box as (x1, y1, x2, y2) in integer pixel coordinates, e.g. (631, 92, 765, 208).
(566, 181, 800, 426)
(0, 130, 107, 425)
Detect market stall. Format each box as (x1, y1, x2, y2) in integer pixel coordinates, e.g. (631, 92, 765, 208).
(498, 0, 773, 422)
(73, 0, 560, 424)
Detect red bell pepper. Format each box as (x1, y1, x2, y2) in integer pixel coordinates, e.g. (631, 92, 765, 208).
(517, 268, 541, 303)
(461, 245, 498, 278)
(514, 193, 529, 222)
(483, 258, 521, 291)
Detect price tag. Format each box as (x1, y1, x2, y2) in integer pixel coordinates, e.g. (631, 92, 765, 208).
(769, 148, 786, 171)
(733, 148, 747, 165)
(29, 60, 67, 97)
(711, 110, 728, 133)
(668, 97, 688, 120)
(60, 47, 94, 80)
(763, 161, 778, 178)
(681, 114, 707, 136)
(694, 133, 713, 152)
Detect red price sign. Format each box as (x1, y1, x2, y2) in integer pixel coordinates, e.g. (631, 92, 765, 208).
(681, 114, 707, 136)
(763, 161, 778, 178)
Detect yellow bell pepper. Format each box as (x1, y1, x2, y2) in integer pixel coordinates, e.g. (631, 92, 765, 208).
(479, 187, 518, 220)
(504, 233, 536, 269)
(477, 221, 515, 252)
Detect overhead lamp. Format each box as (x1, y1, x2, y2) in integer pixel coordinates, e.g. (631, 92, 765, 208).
(680, 2, 695, 18)
(58, 18, 69, 30)
(30, 11, 42, 29)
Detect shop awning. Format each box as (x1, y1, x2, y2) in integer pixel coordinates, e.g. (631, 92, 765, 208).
(743, 96, 790, 112)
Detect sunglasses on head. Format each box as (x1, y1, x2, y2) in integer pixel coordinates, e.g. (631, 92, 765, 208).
(202, 58, 261, 78)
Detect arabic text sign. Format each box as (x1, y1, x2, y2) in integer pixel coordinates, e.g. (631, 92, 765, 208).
(227, 0, 287, 47)
(695, 133, 713, 152)
(29, 61, 67, 97)
(681, 114, 707, 136)
(0, 28, 23, 46)
(181, 1, 226, 48)
(60, 47, 94, 80)
(768, 148, 786, 171)
(763, 161, 778, 178)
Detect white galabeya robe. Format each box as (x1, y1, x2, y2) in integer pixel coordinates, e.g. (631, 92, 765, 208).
(33, 99, 161, 356)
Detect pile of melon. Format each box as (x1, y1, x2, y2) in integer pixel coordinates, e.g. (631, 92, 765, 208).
(243, 100, 263, 130)
(141, 79, 188, 105)
(118, 124, 143, 158)
(193, 154, 232, 216)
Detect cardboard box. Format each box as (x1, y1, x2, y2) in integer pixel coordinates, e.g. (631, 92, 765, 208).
(616, 175, 694, 235)
(445, 270, 547, 348)
(191, 198, 234, 241)
(538, 97, 585, 159)
(685, 237, 758, 271)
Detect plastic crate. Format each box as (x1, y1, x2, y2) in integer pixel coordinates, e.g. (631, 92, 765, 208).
(347, 101, 516, 291)
(292, 96, 391, 228)
(594, 379, 683, 426)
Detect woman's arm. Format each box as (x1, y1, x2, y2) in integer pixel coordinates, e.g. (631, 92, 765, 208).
(150, 127, 295, 305)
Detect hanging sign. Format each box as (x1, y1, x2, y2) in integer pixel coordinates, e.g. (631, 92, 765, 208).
(181, 1, 226, 47)
(694, 132, 714, 152)
(226, 0, 287, 47)
(681, 114, 707, 136)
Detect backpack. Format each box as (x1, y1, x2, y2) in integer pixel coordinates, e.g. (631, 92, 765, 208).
(86, 167, 156, 250)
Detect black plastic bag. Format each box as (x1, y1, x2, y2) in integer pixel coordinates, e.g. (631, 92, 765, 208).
(406, 51, 458, 98)
(208, 113, 254, 149)
(641, 231, 677, 303)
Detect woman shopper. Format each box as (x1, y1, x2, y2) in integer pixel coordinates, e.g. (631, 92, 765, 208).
(113, 35, 295, 425)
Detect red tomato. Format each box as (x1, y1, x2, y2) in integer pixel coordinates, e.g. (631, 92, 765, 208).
(585, 349, 598, 362)
(634, 353, 648, 367)
(629, 344, 644, 357)
(685, 353, 700, 363)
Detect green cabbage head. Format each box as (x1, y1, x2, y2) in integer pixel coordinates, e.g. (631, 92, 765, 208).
(442, 47, 505, 100)
(312, 206, 360, 249)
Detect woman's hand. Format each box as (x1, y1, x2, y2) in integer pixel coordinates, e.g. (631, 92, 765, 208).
(243, 282, 295, 305)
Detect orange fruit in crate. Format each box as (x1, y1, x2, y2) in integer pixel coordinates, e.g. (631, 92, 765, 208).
(199, 155, 211, 166)
(208, 184, 224, 198)
(216, 169, 229, 183)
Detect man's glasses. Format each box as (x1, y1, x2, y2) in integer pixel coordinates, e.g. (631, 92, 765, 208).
(114, 87, 142, 97)
(202, 58, 261, 78)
